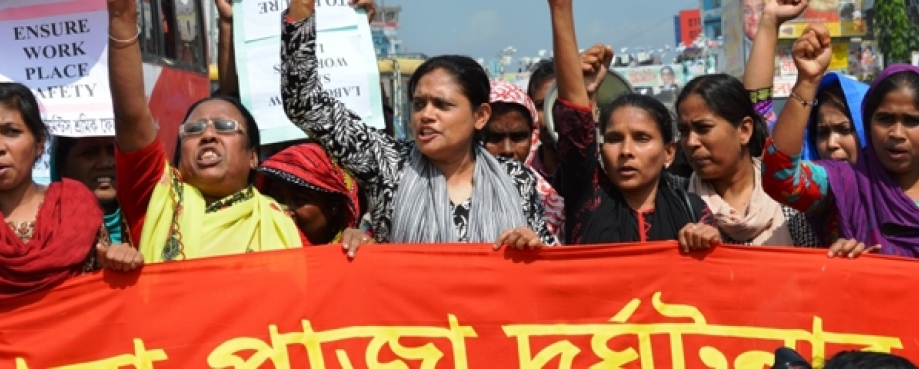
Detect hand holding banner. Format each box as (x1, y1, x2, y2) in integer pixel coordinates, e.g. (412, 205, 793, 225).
(3, 243, 919, 368)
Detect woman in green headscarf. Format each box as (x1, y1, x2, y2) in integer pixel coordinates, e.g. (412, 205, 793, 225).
(51, 136, 127, 245)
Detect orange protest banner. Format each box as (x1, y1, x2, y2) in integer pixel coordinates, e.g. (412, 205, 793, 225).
(1, 242, 918, 368)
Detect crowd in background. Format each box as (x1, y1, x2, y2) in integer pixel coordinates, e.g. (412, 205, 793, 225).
(1, 0, 919, 366)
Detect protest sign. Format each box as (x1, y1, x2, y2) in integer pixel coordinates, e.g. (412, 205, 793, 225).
(233, 0, 384, 145)
(0, 0, 115, 138)
(2, 242, 919, 368)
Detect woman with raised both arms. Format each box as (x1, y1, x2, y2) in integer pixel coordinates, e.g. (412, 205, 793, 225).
(547, 0, 719, 250)
(107, 0, 303, 262)
(282, 0, 556, 257)
(0, 83, 137, 302)
(763, 22, 919, 259)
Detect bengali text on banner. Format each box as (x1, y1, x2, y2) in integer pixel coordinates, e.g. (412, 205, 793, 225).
(2, 242, 918, 368)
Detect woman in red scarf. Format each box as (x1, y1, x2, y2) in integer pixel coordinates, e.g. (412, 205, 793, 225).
(256, 142, 362, 245)
(0, 83, 141, 302)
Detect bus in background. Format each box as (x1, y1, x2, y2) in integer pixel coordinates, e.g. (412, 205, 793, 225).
(137, 0, 211, 159)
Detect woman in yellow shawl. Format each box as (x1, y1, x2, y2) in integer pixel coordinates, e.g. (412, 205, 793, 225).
(107, 0, 303, 262)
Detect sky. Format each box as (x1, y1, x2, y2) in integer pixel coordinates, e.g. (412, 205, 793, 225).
(382, 0, 702, 63)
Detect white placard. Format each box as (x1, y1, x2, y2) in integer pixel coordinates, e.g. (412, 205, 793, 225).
(0, 1, 114, 137)
(241, 0, 359, 42)
(234, 0, 384, 145)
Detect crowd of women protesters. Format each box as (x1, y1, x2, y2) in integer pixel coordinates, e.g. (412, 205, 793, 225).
(0, 0, 918, 335)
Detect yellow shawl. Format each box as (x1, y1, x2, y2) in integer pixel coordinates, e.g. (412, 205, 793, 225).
(139, 162, 302, 262)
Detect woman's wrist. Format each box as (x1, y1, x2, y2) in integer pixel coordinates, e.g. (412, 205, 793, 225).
(790, 81, 819, 107)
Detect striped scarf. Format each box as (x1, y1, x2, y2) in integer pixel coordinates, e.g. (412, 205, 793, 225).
(391, 145, 527, 243)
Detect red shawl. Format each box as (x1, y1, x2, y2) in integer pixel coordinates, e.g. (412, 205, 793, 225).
(0, 179, 103, 301)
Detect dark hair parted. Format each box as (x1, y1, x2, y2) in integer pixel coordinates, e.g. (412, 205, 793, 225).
(822, 350, 917, 369)
(408, 55, 491, 109)
(862, 71, 919, 125)
(527, 59, 556, 100)
(172, 94, 261, 183)
(676, 74, 769, 157)
(0, 82, 49, 144)
(599, 93, 675, 144)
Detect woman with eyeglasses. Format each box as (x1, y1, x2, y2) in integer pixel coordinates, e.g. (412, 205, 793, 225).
(107, 0, 303, 262)
(282, 0, 556, 255)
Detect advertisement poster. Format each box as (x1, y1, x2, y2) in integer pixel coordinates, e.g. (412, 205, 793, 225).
(779, 0, 866, 38)
(614, 65, 686, 105)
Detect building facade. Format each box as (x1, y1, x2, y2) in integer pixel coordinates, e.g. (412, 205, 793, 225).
(371, 6, 402, 57)
(701, 0, 722, 40)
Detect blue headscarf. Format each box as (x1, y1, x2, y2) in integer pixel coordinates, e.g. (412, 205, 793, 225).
(49, 136, 124, 244)
(801, 72, 869, 160)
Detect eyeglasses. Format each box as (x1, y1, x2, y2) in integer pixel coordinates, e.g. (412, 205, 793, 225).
(178, 119, 243, 137)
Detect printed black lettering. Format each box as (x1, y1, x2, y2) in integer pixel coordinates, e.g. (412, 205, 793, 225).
(12, 20, 91, 40)
(24, 63, 89, 80)
(317, 57, 348, 69)
(22, 42, 87, 60)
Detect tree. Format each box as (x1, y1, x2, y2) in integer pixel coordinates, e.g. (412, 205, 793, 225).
(874, 0, 919, 65)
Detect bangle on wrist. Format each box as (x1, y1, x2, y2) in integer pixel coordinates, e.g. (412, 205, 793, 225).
(109, 25, 140, 44)
(789, 90, 817, 108)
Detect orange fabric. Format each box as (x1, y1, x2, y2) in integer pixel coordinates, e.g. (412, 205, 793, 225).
(2, 243, 918, 367)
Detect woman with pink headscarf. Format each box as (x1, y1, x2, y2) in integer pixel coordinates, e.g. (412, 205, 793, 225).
(482, 80, 565, 241)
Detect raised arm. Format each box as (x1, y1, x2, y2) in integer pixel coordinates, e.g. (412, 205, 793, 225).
(549, 0, 613, 202)
(762, 25, 834, 214)
(743, 0, 809, 129)
(215, 0, 238, 95)
(550, 0, 588, 107)
(743, 0, 808, 91)
(107, 0, 157, 152)
(772, 24, 831, 157)
(282, 0, 401, 185)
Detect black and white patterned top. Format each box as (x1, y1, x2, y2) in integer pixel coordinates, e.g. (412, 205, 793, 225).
(281, 14, 556, 245)
(452, 200, 472, 242)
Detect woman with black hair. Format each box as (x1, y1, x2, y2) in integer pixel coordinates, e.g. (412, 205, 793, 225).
(282, 0, 555, 256)
(549, 0, 718, 249)
(107, 0, 303, 262)
(50, 136, 126, 245)
(0, 83, 137, 301)
(671, 1, 817, 248)
(676, 73, 819, 247)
